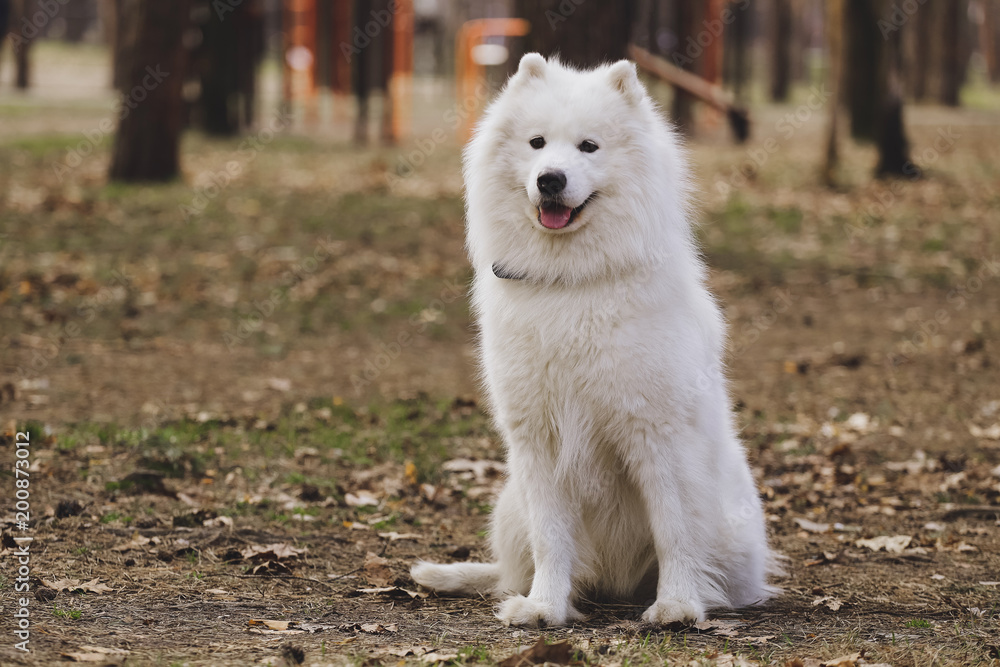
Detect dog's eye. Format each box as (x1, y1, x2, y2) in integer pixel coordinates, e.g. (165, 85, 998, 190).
(579, 140, 599, 153)
(529, 136, 546, 149)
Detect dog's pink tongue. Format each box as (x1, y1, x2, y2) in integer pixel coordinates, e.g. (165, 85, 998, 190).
(539, 205, 572, 229)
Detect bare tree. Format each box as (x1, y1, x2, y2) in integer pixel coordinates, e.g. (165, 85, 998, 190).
(844, 0, 884, 142)
(876, 14, 913, 177)
(771, 0, 793, 101)
(822, 0, 843, 186)
(514, 0, 637, 68)
(192, 0, 263, 135)
(940, 0, 968, 106)
(108, 0, 189, 182)
(723, 0, 752, 103)
(669, 0, 699, 134)
(8, 0, 35, 89)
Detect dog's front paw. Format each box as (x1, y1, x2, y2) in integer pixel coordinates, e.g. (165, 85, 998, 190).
(641, 598, 705, 625)
(496, 595, 583, 627)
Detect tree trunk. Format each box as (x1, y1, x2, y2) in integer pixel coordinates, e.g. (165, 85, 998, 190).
(771, 0, 792, 101)
(876, 24, 912, 177)
(940, 0, 967, 106)
(723, 0, 751, 103)
(108, 0, 189, 182)
(353, 0, 371, 145)
(670, 0, 699, 134)
(646, 0, 660, 55)
(195, 0, 263, 135)
(822, 0, 843, 186)
(9, 0, 34, 89)
(514, 0, 636, 68)
(378, 0, 395, 145)
(0, 0, 9, 78)
(843, 0, 883, 142)
(986, 0, 1000, 83)
(910, 0, 934, 100)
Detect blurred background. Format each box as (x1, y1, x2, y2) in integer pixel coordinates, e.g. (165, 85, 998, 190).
(2, 6, 1000, 663)
(0, 0, 998, 432)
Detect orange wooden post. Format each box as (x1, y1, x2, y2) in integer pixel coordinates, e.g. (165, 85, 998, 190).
(284, 0, 318, 125)
(389, 0, 415, 141)
(701, 0, 725, 130)
(455, 18, 530, 141)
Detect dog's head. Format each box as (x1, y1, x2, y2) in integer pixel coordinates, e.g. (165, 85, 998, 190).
(464, 54, 693, 285)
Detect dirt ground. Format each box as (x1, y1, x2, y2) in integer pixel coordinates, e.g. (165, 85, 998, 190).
(1, 46, 1000, 666)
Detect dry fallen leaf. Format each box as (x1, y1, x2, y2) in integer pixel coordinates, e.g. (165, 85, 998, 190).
(247, 619, 305, 635)
(821, 653, 861, 667)
(422, 651, 461, 664)
(442, 458, 506, 483)
(362, 551, 394, 587)
(378, 531, 421, 541)
(405, 460, 419, 485)
(60, 645, 129, 663)
(360, 622, 398, 634)
(969, 423, 1000, 439)
(240, 543, 307, 561)
(812, 596, 844, 611)
(794, 517, 831, 533)
(498, 637, 577, 667)
(692, 619, 742, 637)
(111, 532, 151, 552)
(249, 619, 296, 631)
(714, 654, 761, 667)
(42, 578, 113, 595)
(351, 586, 428, 600)
(855, 535, 912, 553)
(345, 490, 381, 507)
(385, 645, 431, 658)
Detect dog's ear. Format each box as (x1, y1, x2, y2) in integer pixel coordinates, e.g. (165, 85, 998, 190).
(515, 53, 547, 80)
(608, 60, 642, 105)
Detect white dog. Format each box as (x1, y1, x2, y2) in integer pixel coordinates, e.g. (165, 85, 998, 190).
(411, 54, 780, 627)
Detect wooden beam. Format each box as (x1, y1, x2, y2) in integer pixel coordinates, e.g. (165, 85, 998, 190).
(627, 44, 749, 141)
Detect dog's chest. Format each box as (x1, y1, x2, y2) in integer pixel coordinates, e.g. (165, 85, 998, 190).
(479, 283, 669, 418)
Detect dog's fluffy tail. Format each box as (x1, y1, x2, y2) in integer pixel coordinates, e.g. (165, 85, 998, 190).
(410, 561, 500, 596)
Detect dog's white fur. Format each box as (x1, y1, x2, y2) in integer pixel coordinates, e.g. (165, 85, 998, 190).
(411, 54, 780, 626)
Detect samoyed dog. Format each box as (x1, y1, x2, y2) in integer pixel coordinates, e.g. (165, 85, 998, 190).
(411, 54, 780, 626)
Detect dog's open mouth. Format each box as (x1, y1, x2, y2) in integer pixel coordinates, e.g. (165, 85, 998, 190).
(537, 194, 596, 230)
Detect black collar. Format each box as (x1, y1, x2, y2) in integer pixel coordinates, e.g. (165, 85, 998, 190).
(491, 262, 527, 281)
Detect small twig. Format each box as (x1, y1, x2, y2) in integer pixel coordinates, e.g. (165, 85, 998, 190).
(199, 572, 336, 590)
(326, 566, 363, 584)
(942, 506, 1000, 520)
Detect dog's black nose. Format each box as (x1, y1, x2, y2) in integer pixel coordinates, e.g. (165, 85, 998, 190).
(537, 171, 566, 196)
